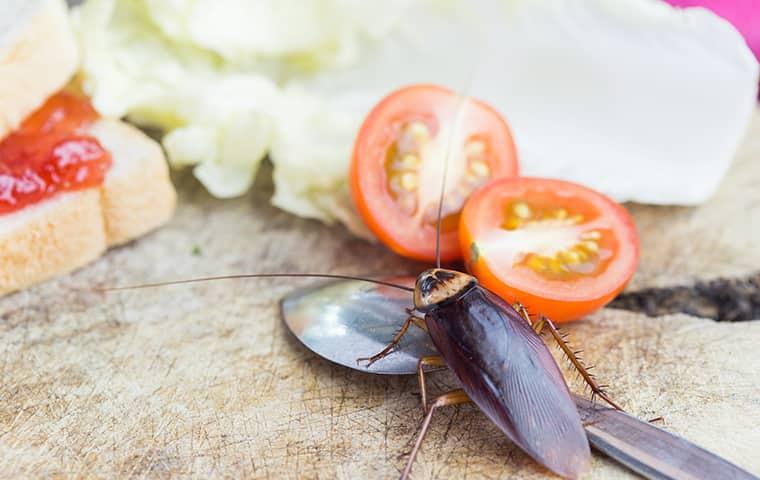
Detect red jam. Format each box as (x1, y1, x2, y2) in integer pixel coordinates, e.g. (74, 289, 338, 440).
(0, 92, 111, 215)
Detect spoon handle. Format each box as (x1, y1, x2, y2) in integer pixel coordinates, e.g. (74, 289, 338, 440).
(574, 395, 758, 480)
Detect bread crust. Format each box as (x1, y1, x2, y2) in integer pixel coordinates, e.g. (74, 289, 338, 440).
(93, 120, 177, 246)
(0, 120, 176, 295)
(0, 191, 106, 294)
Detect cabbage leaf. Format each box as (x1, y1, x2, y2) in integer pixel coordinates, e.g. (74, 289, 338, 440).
(72, 0, 759, 239)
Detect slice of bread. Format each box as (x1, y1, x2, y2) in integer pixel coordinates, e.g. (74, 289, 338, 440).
(0, 0, 78, 139)
(0, 0, 176, 295)
(0, 119, 177, 295)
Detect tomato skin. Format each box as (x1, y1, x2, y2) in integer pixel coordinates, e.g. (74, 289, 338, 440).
(350, 84, 518, 262)
(460, 177, 639, 322)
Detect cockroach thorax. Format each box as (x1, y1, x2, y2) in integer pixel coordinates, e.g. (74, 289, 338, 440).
(414, 268, 476, 311)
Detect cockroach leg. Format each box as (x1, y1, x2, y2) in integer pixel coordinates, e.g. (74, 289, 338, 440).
(416, 355, 447, 413)
(405, 309, 428, 332)
(356, 315, 426, 367)
(512, 302, 546, 333)
(413, 317, 428, 331)
(537, 315, 624, 411)
(400, 389, 471, 480)
(510, 303, 621, 409)
(512, 301, 530, 321)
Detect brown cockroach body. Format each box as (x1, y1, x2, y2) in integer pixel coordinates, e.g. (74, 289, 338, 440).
(350, 265, 615, 479)
(404, 268, 591, 478)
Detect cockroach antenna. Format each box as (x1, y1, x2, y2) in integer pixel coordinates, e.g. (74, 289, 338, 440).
(433, 123, 451, 268)
(99, 273, 415, 293)
(434, 71, 478, 268)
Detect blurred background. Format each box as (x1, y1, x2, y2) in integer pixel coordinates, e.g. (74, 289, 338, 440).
(68, 0, 759, 237)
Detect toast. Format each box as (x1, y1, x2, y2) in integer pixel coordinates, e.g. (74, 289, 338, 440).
(0, 0, 176, 295)
(0, 119, 176, 295)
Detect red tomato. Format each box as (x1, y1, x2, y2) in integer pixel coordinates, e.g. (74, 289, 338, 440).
(350, 84, 518, 262)
(460, 177, 639, 322)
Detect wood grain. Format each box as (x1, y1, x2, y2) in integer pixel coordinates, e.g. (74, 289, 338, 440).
(1, 110, 759, 478)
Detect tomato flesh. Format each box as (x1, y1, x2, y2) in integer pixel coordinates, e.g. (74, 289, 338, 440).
(461, 177, 639, 322)
(351, 84, 518, 262)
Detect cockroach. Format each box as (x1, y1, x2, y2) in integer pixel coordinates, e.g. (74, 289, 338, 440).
(106, 94, 621, 480)
(377, 269, 612, 479)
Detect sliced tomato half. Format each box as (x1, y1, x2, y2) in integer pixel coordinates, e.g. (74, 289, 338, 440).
(460, 177, 639, 322)
(351, 84, 518, 262)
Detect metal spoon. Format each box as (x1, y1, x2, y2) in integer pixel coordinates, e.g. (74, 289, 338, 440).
(280, 278, 759, 480)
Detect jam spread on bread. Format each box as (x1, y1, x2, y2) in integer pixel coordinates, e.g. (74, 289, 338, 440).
(0, 92, 111, 214)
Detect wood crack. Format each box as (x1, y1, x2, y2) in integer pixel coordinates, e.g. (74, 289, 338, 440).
(610, 273, 760, 322)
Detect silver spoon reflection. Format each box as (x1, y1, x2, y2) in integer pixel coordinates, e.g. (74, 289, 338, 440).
(280, 276, 435, 374)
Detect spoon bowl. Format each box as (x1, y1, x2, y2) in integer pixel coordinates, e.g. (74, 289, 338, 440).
(280, 276, 436, 374)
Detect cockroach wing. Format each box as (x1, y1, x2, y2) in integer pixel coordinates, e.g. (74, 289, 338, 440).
(425, 285, 590, 480)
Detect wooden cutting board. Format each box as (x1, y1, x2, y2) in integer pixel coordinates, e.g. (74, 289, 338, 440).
(0, 110, 758, 479)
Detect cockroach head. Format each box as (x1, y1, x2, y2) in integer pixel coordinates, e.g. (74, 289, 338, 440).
(413, 268, 476, 311)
